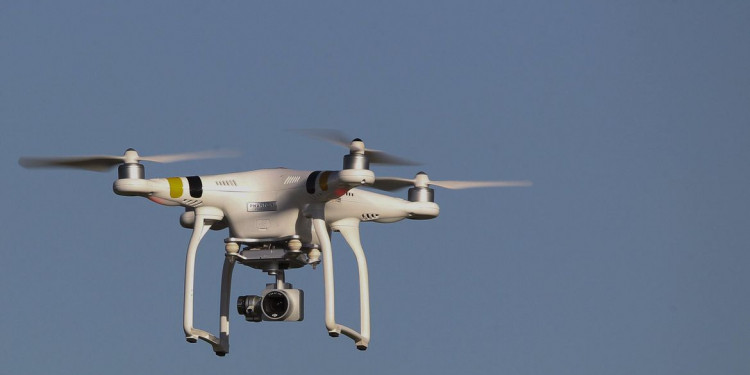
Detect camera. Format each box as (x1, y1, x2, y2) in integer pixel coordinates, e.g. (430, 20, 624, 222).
(237, 285, 304, 322)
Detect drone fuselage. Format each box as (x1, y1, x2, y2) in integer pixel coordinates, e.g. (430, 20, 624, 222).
(113, 168, 440, 244)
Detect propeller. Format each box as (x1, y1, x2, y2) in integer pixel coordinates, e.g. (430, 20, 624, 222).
(371, 172, 532, 191)
(293, 129, 419, 166)
(18, 148, 239, 172)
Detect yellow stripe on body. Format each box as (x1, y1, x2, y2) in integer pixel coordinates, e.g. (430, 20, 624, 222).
(167, 177, 183, 198)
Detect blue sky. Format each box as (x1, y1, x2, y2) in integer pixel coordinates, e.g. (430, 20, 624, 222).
(2, 1, 749, 374)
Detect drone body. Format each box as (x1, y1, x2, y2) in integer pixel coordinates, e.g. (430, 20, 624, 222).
(116, 167, 439, 241)
(19, 133, 529, 356)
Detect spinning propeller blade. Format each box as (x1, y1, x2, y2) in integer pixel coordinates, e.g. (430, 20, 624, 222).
(371, 172, 532, 191)
(293, 129, 420, 166)
(19, 148, 239, 172)
(18, 155, 128, 172)
(427, 180, 533, 189)
(138, 150, 240, 164)
(367, 177, 415, 191)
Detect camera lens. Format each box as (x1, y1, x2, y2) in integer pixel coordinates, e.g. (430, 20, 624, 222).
(262, 291, 289, 319)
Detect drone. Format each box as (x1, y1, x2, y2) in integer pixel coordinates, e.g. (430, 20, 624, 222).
(19, 130, 530, 356)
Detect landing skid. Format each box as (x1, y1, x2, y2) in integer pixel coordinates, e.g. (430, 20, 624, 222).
(182, 207, 369, 356)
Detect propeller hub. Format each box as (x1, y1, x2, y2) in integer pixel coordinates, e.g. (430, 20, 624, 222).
(349, 139, 366, 154)
(123, 149, 140, 164)
(413, 172, 430, 188)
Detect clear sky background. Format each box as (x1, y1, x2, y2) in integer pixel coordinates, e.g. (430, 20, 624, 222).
(2, 1, 749, 374)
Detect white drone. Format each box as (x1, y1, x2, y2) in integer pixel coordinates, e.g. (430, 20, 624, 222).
(19, 130, 530, 356)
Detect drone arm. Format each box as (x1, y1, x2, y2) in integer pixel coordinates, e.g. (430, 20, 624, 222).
(182, 206, 228, 354)
(113, 178, 159, 196)
(305, 169, 375, 203)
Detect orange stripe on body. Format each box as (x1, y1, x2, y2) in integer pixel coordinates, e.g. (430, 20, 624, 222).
(319, 171, 331, 191)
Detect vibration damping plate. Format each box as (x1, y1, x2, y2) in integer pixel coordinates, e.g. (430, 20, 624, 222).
(225, 235, 300, 245)
(235, 248, 310, 270)
(225, 236, 317, 271)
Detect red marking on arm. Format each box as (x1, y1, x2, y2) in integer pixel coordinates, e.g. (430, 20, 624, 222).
(148, 196, 169, 205)
(334, 188, 348, 197)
